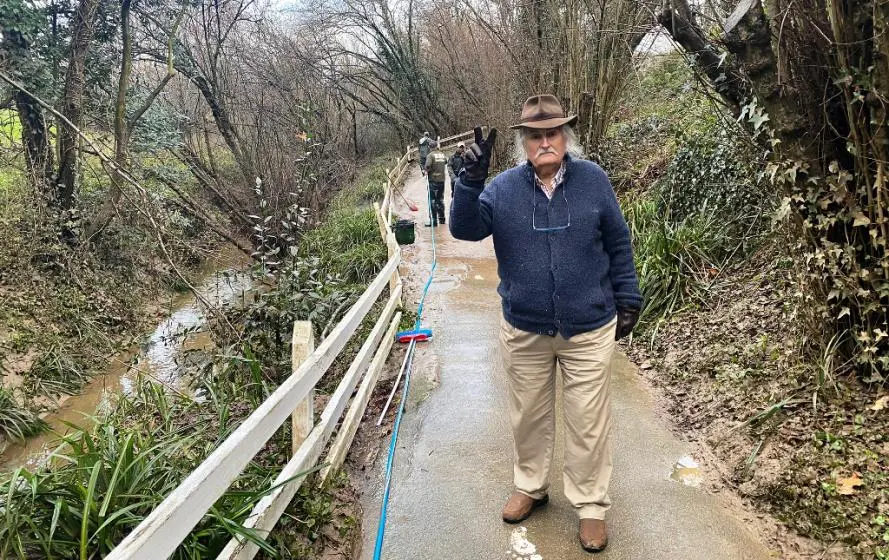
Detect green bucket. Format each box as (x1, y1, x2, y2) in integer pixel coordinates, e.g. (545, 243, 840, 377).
(392, 219, 415, 245)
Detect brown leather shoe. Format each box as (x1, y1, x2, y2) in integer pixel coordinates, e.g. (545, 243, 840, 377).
(579, 518, 608, 552)
(501, 491, 548, 523)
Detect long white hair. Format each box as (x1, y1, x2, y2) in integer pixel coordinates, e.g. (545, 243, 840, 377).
(512, 125, 585, 165)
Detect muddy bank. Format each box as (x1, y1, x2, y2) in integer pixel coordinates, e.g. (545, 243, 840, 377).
(0, 248, 251, 469)
(625, 243, 859, 558)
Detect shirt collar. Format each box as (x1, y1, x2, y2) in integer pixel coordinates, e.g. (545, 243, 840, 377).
(533, 160, 567, 193)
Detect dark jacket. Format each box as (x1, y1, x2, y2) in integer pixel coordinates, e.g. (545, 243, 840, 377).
(448, 152, 465, 180)
(424, 150, 448, 182)
(449, 156, 642, 338)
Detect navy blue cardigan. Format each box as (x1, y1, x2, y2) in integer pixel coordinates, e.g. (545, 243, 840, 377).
(449, 156, 642, 338)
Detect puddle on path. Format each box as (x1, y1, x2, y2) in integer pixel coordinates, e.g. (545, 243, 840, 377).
(506, 526, 543, 560)
(670, 454, 703, 487)
(1, 258, 252, 471)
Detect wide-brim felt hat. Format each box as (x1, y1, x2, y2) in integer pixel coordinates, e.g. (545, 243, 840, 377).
(510, 94, 578, 130)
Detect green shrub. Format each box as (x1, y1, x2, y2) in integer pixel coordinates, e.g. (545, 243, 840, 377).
(601, 53, 718, 191)
(0, 381, 288, 560)
(237, 169, 387, 378)
(655, 127, 770, 226)
(624, 195, 731, 331)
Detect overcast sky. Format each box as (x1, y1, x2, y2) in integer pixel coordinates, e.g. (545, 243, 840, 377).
(268, 0, 301, 12)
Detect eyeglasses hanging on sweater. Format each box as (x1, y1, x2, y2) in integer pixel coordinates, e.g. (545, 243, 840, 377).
(532, 186, 571, 232)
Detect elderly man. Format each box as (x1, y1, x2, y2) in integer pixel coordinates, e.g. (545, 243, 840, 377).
(449, 95, 641, 553)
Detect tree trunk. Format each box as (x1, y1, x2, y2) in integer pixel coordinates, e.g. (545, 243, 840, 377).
(1, 26, 53, 194)
(84, 0, 132, 241)
(14, 91, 54, 195)
(658, 0, 889, 376)
(349, 104, 360, 158)
(55, 0, 101, 216)
(189, 73, 254, 185)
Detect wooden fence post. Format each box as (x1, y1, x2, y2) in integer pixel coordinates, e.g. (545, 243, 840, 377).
(292, 321, 314, 454)
(387, 234, 399, 296)
(373, 201, 387, 241)
(382, 168, 391, 217)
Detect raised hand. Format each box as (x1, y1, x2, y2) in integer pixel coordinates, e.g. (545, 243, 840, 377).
(462, 127, 498, 184)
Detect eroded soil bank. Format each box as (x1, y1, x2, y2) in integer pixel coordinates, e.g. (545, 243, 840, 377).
(1, 252, 251, 469)
(0, 236, 249, 459)
(626, 243, 875, 559)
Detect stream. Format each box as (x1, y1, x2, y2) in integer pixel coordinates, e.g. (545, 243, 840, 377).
(0, 252, 253, 470)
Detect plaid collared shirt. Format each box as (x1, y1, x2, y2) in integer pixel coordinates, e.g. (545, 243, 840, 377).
(534, 161, 566, 199)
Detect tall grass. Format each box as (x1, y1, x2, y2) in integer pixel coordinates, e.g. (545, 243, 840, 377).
(0, 379, 290, 559)
(301, 163, 388, 284)
(299, 207, 386, 284)
(0, 388, 46, 441)
(26, 346, 92, 401)
(624, 195, 731, 332)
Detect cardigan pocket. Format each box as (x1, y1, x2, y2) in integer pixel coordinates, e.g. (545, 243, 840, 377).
(590, 282, 606, 309)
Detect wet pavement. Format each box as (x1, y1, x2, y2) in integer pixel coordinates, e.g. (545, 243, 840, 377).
(361, 168, 776, 559)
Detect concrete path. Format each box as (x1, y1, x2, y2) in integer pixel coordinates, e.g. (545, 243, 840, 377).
(361, 168, 776, 559)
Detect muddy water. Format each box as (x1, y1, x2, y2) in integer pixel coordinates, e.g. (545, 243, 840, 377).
(0, 252, 252, 471)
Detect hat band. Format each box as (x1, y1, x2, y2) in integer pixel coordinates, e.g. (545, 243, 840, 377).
(520, 112, 566, 123)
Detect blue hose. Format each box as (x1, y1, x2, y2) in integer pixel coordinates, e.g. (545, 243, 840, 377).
(414, 179, 438, 329)
(372, 175, 439, 559)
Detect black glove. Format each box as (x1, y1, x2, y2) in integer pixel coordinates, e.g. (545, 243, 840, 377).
(462, 127, 498, 184)
(615, 307, 640, 341)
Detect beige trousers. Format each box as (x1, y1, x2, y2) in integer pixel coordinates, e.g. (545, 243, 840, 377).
(499, 316, 617, 520)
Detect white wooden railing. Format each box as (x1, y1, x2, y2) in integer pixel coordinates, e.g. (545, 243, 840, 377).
(107, 130, 476, 560)
(106, 161, 408, 560)
(401, 128, 485, 161)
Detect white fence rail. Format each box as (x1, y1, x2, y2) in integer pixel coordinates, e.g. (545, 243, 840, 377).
(107, 129, 477, 559)
(107, 162, 409, 560)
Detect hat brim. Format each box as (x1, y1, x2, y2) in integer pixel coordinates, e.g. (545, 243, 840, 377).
(509, 115, 578, 130)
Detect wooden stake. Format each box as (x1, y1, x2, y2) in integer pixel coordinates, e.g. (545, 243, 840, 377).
(291, 321, 314, 454)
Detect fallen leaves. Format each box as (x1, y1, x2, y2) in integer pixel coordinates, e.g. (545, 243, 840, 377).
(836, 473, 864, 495)
(869, 395, 888, 411)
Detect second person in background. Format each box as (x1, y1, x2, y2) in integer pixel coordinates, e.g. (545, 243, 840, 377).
(424, 142, 448, 227)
